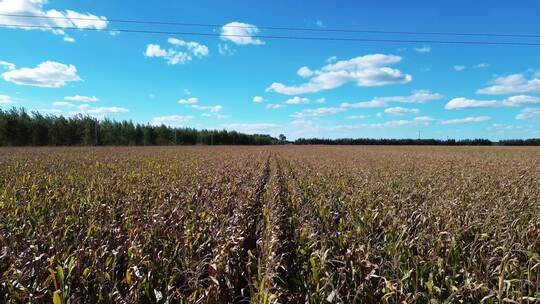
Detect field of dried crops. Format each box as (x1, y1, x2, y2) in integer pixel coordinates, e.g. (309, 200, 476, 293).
(1, 146, 539, 303)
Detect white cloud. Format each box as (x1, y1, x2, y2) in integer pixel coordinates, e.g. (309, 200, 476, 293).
(445, 95, 540, 109)
(341, 99, 387, 108)
(252, 96, 265, 103)
(168, 38, 209, 57)
(0, 60, 15, 70)
(331, 116, 434, 130)
(266, 103, 284, 109)
(67, 104, 128, 116)
(384, 106, 420, 115)
(220, 21, 264, 45)
(454, 65, 466, 71)
(145, 44, 168, 57)
(191, 104, 223, 112)
(414, 116, 436, 123)
(38, 108, 62, 114)
(285, 96, 310, 105)
(297, 66, 313, 78)
(52, 101, 74, 107)
(225, 123, 279, 134)
(414, 46, 431, 53)
(474, 63, 490, 69)
(290, 107, 344, 119)
(145, 38, 209, 65)
(151, 115, 192, 127)
(516, 108, 540, 120)
(489, 124, 524, 131)
(503, 95, 540, 106)
(266, 54, 412, 95)
(2, 61, 81, 87)
(178, 97, 199, 105)
(65, 95, 99, 102)
(63, 36, 75, 43)
(445, 98, 499, 110)
(201, 113, 228, 119)
(341, 90, 443, 108)
(84, 106, 127, 114)
(477, 73, 540, 95)
(315, 97, 325, 104)
(0, 94, 15, 104)
(345, 115, 368, 120)
(0, 0, 108, 40)
(326, 56, 337, 63)
(217, 43, 235, 56)
(441, 116, 491, 125)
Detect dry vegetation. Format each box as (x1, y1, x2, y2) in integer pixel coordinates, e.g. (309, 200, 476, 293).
(1, 146, 539, 303)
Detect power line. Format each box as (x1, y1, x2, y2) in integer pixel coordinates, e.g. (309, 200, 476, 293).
(2, 23, 540, 46)
(1, 13, 540, 39)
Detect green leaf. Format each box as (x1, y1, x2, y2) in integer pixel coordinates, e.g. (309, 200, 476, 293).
(57, 265, 65, 287)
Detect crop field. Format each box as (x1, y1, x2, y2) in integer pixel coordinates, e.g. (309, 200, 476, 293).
(0, 146, 539, 303)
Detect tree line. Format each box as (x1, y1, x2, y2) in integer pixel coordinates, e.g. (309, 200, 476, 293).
(0, 108, 278, 146)
(1, 108, 538, 146)
(294, 137, 540, 146)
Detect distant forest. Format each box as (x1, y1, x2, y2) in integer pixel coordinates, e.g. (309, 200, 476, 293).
(1, 108, 539, 146)
(0, 108, 277, 146)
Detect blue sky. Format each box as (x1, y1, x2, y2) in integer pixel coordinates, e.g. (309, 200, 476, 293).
(0, 0, 539, 140)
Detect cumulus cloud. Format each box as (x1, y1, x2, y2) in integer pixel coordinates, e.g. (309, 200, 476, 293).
(56, 104, 128, 116)
(145, 38, 209, 65)
(345, 115, 368, 120)
(151, 115, 192, 127)
(445, 98, 499, 110)
(454, 65, 466, 71)
(384, 106, 420, 115)
(217, 43, 236, 56)
(441, 116, 491, 125)
(52, 101, 74, 107)
(266, 103, 284, 109)
(445, 95, 540, 109)
(297, 66, 313, 78)
(65, 95, 99, 102)
(504, 95, 540, 106)
(0, 0, 108, 40)
(220, 22, 264, 45)
(0, 60, 15, 70)
(516, 108, 540, 120)
(0, 94, 15, 104)
(477, 73, 540, 95)
(326, 56, 337, 63)
(266, 54, 412, 95)
(489, 124, 524, 131)
(474, 63, 490, 69)
(341, 90, 443, 108)
(2, 61, 81, 87)
(168, 38, 209, 57)
(178, 97, 199, 105)
(191, 104, 223, 112)
(331, 116, 435, 130)
(225, 123, 279, 134)
(290, 107, 344, 119)
(285, 96, 310, 105)
(252, 96, 265, 103)
(414, 46, 431, 53)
